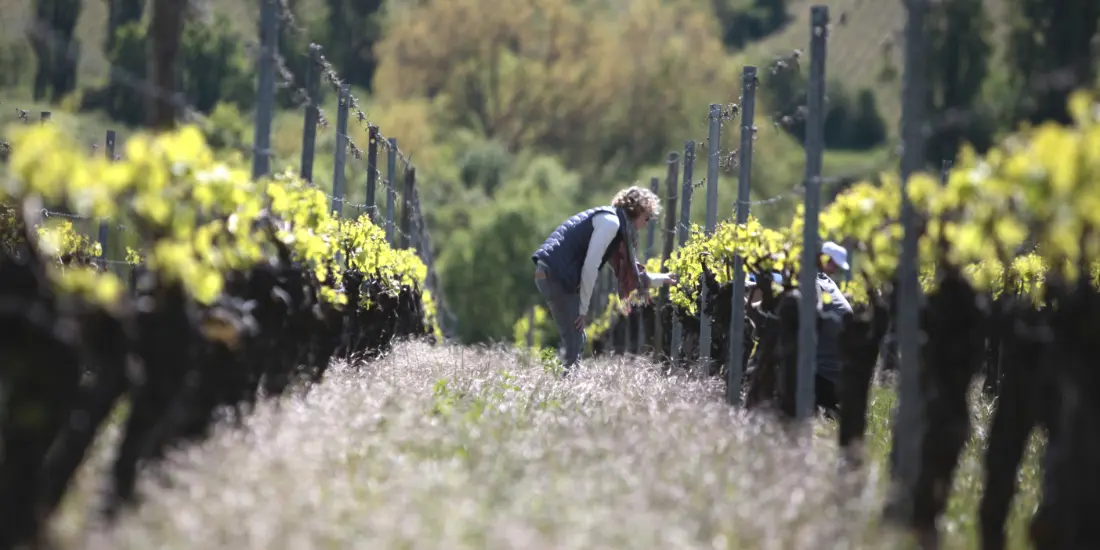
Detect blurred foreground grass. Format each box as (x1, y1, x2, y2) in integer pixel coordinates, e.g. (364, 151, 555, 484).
(849, 384, 1043, 550)
(51, 343, 1041, 549)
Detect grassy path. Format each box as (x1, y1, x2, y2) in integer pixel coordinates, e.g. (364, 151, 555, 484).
(50, 342, 1039, 549)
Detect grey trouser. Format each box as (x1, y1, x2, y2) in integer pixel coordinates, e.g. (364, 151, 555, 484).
(534, 261, 586, 369)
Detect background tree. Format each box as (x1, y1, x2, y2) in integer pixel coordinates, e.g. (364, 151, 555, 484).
(91, 12, 253, 126)
(924, 0, 994, 165)
(759, 67, 887, 151)
(148, 0, 187, 128)
(272, 0, 332, 109)
(712, 0, 790, 50)
(323, 0, 384, 91)
(1004, 0, 1100, 126)
(106, 0, 145, 52)
(437, 154, 584, 343)
(26, 0, 83, 102)
(372, 0, 738, 189)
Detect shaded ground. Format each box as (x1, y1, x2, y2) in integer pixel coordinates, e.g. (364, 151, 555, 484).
(49, 342, 1038, 549)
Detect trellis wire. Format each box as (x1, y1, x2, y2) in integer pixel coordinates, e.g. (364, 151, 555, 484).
(4, 0, 447, 338)
(583, 4, 930, 448)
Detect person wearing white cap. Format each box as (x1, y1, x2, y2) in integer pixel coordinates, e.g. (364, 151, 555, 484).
(814, 241, 853, 416)
(821, 240, 850, 277)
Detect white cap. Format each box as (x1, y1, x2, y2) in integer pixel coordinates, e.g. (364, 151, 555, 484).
(822, 241, 849, 271)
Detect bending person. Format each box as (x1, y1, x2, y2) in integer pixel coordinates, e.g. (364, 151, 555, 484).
(530, 186, 678, 372)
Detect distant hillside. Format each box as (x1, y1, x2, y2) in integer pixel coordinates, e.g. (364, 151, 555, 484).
(743, 0, 1010, 136)
(1, 0, 1011, 137)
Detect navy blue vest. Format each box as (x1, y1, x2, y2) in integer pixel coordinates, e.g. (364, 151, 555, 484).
(531, 207, 628, 292)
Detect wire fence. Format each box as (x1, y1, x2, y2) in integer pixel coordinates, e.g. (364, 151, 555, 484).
(0, 0, 452, 336)
(2, 3, 1083, 404)
(568, 1, 1082, 394)
(3, 0, 1093, 535)
(569, 4, 901, 388)
(535, 1, 1087, 527)
(562, 0, 1091, 528)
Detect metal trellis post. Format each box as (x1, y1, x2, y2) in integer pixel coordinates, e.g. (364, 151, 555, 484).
(698, 103, 721, 373)
(889, 0, 931, 526)
(98, 130, 115, 269)
(671, 145, 694, 366)
(659, 151, 681, 360)
(299, 43, 322, 182)
(366, 125, 379, 222)
(386, 138, 397, 244)
(638, 175, 659, 354)
(796, 5, 829, 421)
(330, 84, 350, 216)
(251, 0, 277, 180)
(727, 65, 757, 406)
(400, 166, 415, 249)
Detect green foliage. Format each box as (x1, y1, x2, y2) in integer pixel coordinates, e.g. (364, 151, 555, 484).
(760, 69, 888, 151)
(666, 216, 800, 312)
(95, 21, 146, 124)
(1004, 0, 1099, 126)
(27, 0, 83, 102)
(92, 14, 254, 125)
(823, 86, 888, 151)
(3, 121, 439, 336)
(372, 0, 740, 187)
(178, 15, 255, 113)
(824, 90, 1100, 303)
(0, 40, 33, 89)
(202, 102, 252, 151)
(437, 147, 583, 343)
(323, 0, 385, 91)
(105, 0, 144, 52)
(457, 138, 511, 196)
(512, 305, 555, 351)
(638, 90, 1100, 310)
(712, 0, 790, 50)
(925, 0, 995, 165)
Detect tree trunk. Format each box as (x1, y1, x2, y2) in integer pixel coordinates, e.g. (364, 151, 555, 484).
(147, 0, 187, 130)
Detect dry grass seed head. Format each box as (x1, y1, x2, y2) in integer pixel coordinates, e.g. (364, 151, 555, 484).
(62, 342, 894, 550)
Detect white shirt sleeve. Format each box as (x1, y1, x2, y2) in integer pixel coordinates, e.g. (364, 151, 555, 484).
(579, 212, 620, 315)
(646, 272, 675, 287)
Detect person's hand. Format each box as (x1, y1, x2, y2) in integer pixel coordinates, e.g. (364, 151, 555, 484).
(667, 274, 679, 285)
(574, 315, 587, 330)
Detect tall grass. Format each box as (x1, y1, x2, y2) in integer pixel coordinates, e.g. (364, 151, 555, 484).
(50, 342, 1040, 549)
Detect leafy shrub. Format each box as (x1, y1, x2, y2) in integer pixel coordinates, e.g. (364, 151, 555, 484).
(90, 15, 254, 125)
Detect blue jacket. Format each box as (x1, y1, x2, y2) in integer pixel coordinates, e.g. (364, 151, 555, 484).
(531, 206, 630, 292)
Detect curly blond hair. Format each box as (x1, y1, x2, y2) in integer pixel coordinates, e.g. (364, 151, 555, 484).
(611, 185, 661, 220)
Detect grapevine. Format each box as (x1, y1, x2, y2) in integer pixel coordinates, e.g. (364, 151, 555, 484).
(631, 91, 1100, 311)
(0, 120, 441, 534)
(3, 122, 439, 332)
(577, 90, 1100, 371)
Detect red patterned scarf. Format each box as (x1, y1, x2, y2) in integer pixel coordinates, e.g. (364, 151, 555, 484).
(608, 239, 649, 313)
